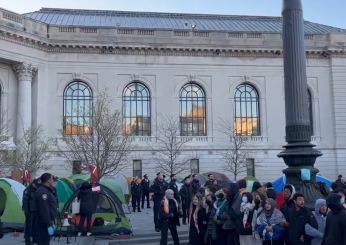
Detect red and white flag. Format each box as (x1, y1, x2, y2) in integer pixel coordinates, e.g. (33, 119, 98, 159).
(89, 165, 99, 184)
(23, 170, 30, 187)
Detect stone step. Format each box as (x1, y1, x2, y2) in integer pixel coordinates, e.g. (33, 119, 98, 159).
(109, 233, 189, 245)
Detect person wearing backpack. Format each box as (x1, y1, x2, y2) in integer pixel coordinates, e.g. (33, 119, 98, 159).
(305, 199, 327, 245)
(256, 198, 286, 245)
(236, 192, 255, 245)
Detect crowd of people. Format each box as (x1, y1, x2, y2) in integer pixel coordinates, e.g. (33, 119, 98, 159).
(146, 173, 346, 245)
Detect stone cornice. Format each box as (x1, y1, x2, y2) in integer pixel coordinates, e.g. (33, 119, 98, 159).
(1, 29, 346, 58)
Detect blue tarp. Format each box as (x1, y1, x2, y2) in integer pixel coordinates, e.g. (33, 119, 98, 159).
(272, 175, 332, 192)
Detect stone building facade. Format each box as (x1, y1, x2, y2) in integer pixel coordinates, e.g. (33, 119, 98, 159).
(0, 7, 346, 181)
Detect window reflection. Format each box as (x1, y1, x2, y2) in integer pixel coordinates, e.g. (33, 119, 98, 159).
(63, 81, 93, 135)
(234, 84, 260, 136)
(308, 89, 314, 135)
(179, 83, 207, 136)
(122, 82, 151, 136)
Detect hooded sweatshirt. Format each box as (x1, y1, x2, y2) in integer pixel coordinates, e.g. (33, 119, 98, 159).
(321, 194, 346, 245)
(305, 199, 327, 245)
(280, 184, 296, 220)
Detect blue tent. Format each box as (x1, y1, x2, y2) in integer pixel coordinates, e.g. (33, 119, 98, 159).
(272, 175, 332, 193)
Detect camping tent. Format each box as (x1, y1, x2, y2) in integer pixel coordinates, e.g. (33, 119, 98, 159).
(61, 183, 132, 235)
(70, 175, 126, 204)
(0, 178, 26, 230)
(272, 175, 332, 192)
(104, 174, 131, 203)
(55, 180, 73, 204)
(203, 172, 230, 187)
(60, 177, 77, 192)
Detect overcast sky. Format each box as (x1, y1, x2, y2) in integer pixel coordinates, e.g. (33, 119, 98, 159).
(1, 0, 345, 29)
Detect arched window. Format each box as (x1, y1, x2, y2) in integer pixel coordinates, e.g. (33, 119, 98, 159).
(122, 82, 151, 136)
(63, 81, 93, 135)
(179, 83, 207, 136)
(308, 89, 314, 135)
(234, 84, 260, 136)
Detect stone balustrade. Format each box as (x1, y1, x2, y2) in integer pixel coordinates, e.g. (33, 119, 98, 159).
(1, 7, 346, 52)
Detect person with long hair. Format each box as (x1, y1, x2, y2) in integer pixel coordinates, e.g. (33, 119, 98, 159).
(188, 193, 208, 245)
(77, 182, 96, 236)
(204, 194, 217, 245)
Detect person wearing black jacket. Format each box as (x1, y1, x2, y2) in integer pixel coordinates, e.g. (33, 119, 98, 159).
(159, 189, 182, 245)
(35, 173, 58, 245)
(23, 179, 40, 245)
(280, 184, 295, 245)
(179, 177, 193, 225)
(204, 174, 214, 187)
(266, 182, 277, 200)
(169, 174, 181, 204)
(131, 177, 142, 212)
(77, 182, 96, 237)
(141, 174, 151, 209)
(191, 174, 201, 194)
(321, 193, 346, 245)
(150, 174, 168, 232)
(287, 193, 316, 245)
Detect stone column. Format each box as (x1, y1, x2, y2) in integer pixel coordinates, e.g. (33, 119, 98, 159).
(278, 0, 324, 209)
(13, 63, 37, 139)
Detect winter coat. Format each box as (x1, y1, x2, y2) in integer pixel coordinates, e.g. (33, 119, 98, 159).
(159, 197, 181, 227)
(191, 179, 200, 194)
(214, 197, 229, 225)
(305, 199, 327, 245)
(180, 184, 194, 206)
(169, 180, 181, 203)
(131, 181, 142, 196)
(78, 183, 96, 215)
(204, 205, 218, 241)
(288, 206, 316, 245)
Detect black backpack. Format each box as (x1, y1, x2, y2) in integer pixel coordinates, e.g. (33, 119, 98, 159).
(236, 210, 254, 236)
(93, 217, 104, 227)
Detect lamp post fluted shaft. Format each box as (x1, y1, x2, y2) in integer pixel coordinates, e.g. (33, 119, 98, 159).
(278, 0, 324, 209)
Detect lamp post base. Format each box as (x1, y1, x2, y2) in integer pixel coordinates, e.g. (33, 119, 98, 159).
(278, 142, 324, 209)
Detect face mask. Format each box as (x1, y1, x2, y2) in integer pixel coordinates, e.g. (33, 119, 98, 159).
(206, 200, 212, 206)
(341, 198, 345, 204)
(242, 196, 248, 203)
(218, 193, 224, 199)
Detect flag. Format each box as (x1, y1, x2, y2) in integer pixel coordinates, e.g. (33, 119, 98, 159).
(23, 170, 30, 187)
(89, 165, 99, 184)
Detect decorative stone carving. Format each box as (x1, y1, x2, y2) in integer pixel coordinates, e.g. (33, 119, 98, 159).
(243, 75, 250, 82)
(188, 74, 196, 81)
(72, 72, 82, 80)
(131, 73, 141, 81)
(13, 63, 37, 81)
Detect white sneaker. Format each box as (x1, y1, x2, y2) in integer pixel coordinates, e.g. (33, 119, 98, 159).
(86, 232, 92, 237)
(77, 232, 82, 237)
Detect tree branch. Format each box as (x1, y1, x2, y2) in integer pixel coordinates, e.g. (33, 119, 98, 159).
(57, 87, 133, 178)
(148, 114, 191, 176)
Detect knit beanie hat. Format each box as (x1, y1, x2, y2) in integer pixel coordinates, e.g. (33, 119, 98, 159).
(165, 189, 174, 195)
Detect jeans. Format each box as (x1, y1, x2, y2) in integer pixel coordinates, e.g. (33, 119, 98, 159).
(78, 214, 92, 233)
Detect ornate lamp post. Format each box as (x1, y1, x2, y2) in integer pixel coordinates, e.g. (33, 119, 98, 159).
(278, 0, 324, 208)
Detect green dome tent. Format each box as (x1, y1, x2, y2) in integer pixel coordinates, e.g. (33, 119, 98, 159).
(70, 174, 126, 203)
(55, 179, 73, 204)
(0, 178, 26, 231)
(60, 177, 77, 192)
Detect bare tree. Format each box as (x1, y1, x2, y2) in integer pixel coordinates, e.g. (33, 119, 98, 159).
(57, 88, 133, 178)
(149, 114, 191, 176)
(216, 118, 264, 181)
(5, 125, 55, 173)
